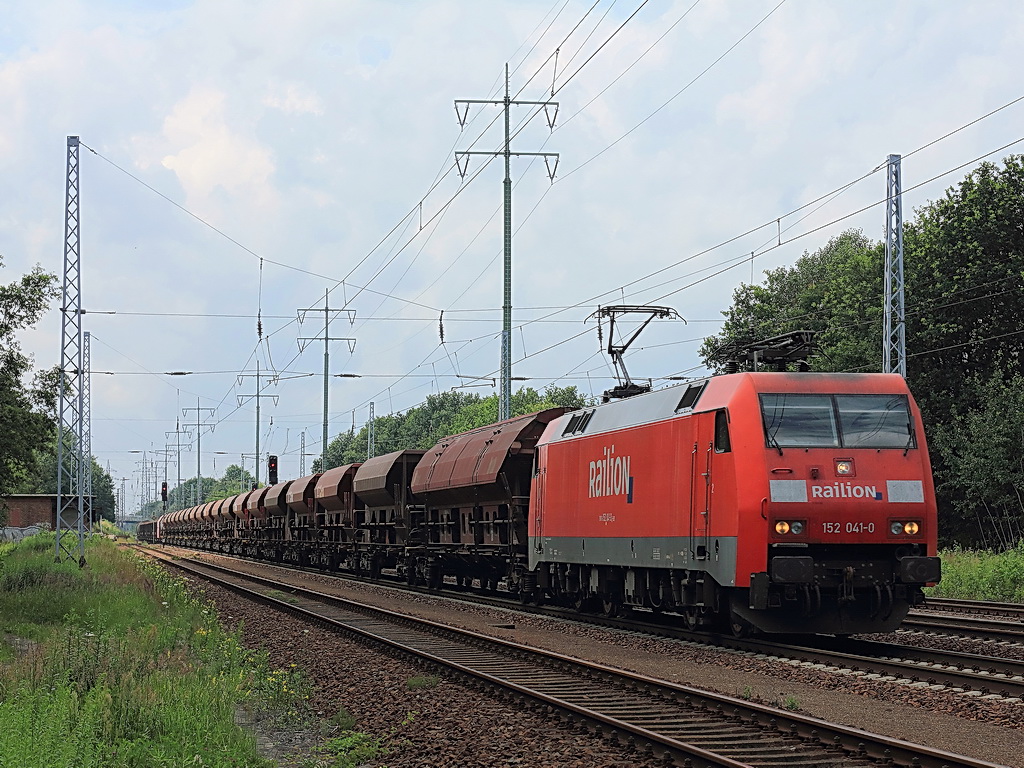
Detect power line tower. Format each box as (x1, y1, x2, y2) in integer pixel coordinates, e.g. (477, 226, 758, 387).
(237, 360, 278, 486)
(183, 399, 215, 504)
(82, 330, 93, 533)
(297, 290, 355, 471)
(56, 135, 87, 565)
(455, 65, 559, 421)
(367, 402, 375, 460)
(883, 153, 906, 377)
(166, 418, 190, 507)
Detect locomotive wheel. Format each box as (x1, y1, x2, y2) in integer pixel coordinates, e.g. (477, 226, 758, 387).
(601, 598, 621, 618)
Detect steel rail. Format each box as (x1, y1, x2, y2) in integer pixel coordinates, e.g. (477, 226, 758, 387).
(921, 597, 1024, 621)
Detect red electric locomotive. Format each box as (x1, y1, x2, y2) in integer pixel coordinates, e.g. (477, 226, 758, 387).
(527, 371, 940, 634)
(151, 358, 940, 635)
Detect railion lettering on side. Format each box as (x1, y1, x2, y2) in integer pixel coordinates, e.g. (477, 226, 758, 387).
(587, 445, 633, 502)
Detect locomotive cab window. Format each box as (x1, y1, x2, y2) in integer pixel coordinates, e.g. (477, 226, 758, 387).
(761, 394, 838, 447)
(835, 395, 915, 448)
(760, 393, 914, 449)
(714, 410, 731, 453)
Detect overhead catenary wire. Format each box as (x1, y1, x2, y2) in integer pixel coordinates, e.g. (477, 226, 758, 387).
(77, 15, 1024, 483)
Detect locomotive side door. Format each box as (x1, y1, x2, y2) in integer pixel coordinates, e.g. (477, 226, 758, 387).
(689, 411, 715, 560)
(530, 445, 548, 565)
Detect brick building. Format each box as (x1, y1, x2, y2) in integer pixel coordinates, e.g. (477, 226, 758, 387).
(1, 495, 95, 529)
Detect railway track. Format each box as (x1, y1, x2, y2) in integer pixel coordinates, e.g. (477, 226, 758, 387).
(901, 611, 1024, 643)
(153, 546, 1024, 702)
(144, 547, 1007, 768)
(923, 598, 1024, 621)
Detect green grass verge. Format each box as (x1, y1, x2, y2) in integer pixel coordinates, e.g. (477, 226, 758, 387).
(0, 534, 381, 768)
(927, 542, 1024, 602)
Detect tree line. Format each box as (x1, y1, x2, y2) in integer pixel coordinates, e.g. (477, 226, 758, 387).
(0, 256, 116, 524)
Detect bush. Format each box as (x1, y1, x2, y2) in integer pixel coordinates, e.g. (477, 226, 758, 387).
(927, 543, 1024, 602)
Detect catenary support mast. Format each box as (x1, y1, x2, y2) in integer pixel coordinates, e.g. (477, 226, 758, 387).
(237, 359, 277, 486)
(56, 135, 87, 565)
(883, 154, 907, 377)
(297, 290, 355, 470)
(183, 400, 215, 504)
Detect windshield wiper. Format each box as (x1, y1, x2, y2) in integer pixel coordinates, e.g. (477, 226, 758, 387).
(766, 429, 783, 456)
(903, 423, 916, 457)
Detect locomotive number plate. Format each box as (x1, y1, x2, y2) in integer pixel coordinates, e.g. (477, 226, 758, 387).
(823, 522, 875, 534)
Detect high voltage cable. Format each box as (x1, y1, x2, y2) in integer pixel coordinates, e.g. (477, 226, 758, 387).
(410, 136, 1024, 404)
(96, 127, 1024, 439)
(88, 49, 1024, 463)
(78, 143, 440, 312)
(492, 118, 1024, 344)
(643, 135, 1024, 306)
(556, 0, 788, 181)
(556, 0, 701, 129)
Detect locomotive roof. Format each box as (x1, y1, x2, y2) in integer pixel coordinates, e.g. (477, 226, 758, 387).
(541, 372, 912, 445)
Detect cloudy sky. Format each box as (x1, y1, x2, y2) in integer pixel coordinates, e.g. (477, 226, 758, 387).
(2, 0, 1021, 512)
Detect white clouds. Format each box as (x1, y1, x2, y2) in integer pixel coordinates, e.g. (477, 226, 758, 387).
(715, 6, 859, 153)
(263, 81, 324, 115)
(149, 85, 277, 215)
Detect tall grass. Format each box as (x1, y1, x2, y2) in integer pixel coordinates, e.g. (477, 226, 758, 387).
(927, 542, 1024, 602)
(0, 534, 316, 768)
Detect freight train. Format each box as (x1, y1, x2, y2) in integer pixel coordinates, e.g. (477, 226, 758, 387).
(141, 370, 941, 635)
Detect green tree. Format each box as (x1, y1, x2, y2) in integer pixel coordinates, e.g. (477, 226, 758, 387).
(0, 256, 60, 495)
(202, 464, 257, 501)
(319, 385, 595, 471)
(931, 373, 1024, 548)
(700, 229, 878, 373)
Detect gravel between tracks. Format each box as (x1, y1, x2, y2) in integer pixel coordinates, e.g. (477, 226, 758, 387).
(180, 552, 1022, 767)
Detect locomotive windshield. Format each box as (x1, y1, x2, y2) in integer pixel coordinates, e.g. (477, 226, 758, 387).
(760, 393, 914, 449)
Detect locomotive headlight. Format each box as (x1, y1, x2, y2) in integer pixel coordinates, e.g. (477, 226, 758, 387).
(789, 520, 805, 535)
(903, 521, 920, 535)
(835, 460, 854, 476)
(775, 521, 791, 535)
(890, 521, 904, 535)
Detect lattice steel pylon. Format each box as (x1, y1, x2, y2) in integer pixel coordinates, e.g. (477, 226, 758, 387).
(82, 330, 93, 532)
(883, 153, 906, 377)
(55, 135, 87, 565)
